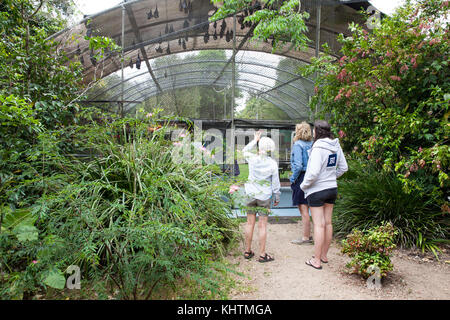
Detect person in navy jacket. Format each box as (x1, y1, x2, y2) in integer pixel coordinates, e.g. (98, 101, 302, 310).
(290, 122, 313, 245)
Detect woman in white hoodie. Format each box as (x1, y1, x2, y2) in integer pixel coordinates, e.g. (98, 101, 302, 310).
(300, 120, 348, 270)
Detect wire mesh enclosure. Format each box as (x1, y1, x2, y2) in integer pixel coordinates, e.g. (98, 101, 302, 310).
(52, 0, 370, 121)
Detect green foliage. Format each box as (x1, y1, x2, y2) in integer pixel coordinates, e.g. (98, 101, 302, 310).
(333, 159, 448, 248)
(341, 222, 397, 279)
(415, 233, 447, 260)
(0, 0, 120, 215)
(13, 113, 237, 300)
(303, 0, 449, 200)
(237, 96, 290, 120)
(42, 270, 66, 290)
(1, 1, 238, 300)
(210, 0, 310, 52)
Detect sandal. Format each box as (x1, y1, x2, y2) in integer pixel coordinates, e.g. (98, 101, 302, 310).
(244, 251, 254, 259)
(305, 258, 322, 270)
(258, 253, 274, 263)
(313, 255, 328, 263)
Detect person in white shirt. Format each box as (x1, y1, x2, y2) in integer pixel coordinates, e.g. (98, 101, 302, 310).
(300, 120, 348, 270)
(242, 131, 280, 263)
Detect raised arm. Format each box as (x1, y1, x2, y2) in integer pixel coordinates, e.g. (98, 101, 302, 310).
(242, 131, 261, 162)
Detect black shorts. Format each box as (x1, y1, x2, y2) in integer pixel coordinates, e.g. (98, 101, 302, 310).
(306, 188, 338, 207)
(291, 172, 308, 206)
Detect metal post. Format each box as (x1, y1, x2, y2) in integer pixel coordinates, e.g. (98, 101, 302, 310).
(315, 0, 321, 59)
(224, 89, 227, 120)
(121, 4, 126, 118)
(314, 0, 322, 119)
(231, 14, 237, 177)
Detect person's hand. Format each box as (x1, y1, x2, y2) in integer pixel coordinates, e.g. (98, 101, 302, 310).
(254, 130, 262, 142)
(273, 201, 279, 207)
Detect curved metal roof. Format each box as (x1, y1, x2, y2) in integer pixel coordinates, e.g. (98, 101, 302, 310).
(52, 0, 370, 119)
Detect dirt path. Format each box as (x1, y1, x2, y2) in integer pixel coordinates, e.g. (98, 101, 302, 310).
(226, 219, 450, 300)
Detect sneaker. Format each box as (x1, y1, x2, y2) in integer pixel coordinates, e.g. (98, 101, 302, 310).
(291, 237, 313, 245)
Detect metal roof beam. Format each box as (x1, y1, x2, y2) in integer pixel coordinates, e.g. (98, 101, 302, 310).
(109, 75, 309, 113)
(102, 68, 310, 103)
(125, 5, 163, 93)
(89, 58, 313, 101)
(120, 79, 305, 119)
(124, 82, 301, 119)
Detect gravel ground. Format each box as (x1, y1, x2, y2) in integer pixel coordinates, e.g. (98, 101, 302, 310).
(226, 219, 450, 300)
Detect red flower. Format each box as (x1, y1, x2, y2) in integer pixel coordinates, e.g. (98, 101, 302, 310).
(365, 80, 376, 90)
(410, 163, 419, 172)
(429, 38, 440, 45)
(337, 69, 348, 82)
(390, 75, 401, 81)
(400, 64, 409, 73)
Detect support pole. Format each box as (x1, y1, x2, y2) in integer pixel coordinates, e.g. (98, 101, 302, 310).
(231, 14, 237, 177)
(121, 4, 126, 118)
(224, 88, 226, 120)
(314, 0, 322, 120)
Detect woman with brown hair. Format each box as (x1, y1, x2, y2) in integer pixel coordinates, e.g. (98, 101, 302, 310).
(300, 120, 348, 270)
(290, 122, 313, 245)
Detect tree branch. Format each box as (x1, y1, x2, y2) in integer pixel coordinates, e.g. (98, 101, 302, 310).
(29, 0, 45, 20)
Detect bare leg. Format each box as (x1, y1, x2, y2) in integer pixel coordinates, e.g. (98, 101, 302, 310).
(258, 215, 269, 257)
(321, 203, 334, 262)
(298, 204, 311, 240)
(245, 213, 256, 253)
(309, 206, 325, 268)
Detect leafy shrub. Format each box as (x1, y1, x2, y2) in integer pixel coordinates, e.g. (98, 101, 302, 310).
(41, 115, 237, 299)
(1, 112, 240, 299)
(341, 222, 397, 279)
(304, 0, 449, 200)
(333, 160, 448, 248)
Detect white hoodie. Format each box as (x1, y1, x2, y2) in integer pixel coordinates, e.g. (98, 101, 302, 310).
(300, 138, 348, 198)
